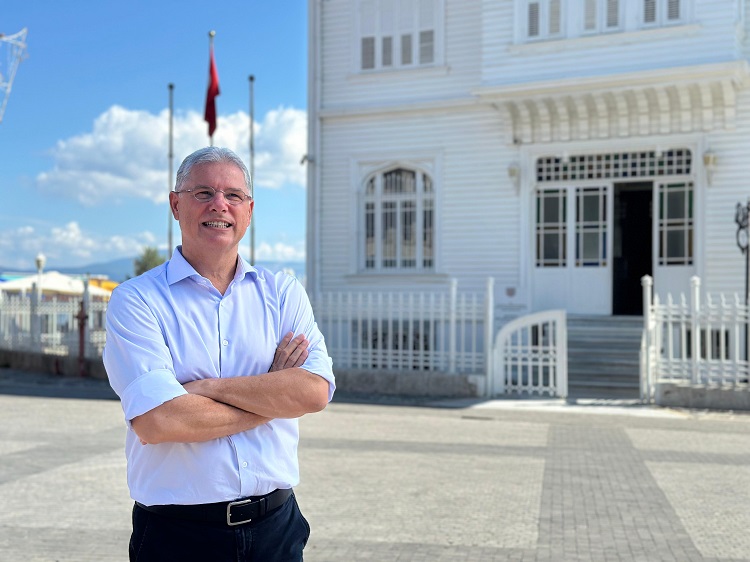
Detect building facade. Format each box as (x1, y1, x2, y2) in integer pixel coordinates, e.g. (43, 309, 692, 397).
(306, 0, 750, 319)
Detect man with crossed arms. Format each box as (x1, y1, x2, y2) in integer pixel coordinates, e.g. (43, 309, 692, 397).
(104, 146, 334, 561)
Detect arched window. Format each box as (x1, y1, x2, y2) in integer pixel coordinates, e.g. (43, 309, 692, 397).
(363, 168, 434, 271)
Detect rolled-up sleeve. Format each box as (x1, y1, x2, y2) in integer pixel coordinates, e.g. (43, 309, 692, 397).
(278, 274, 335, 402)
(103, 284, 187, 426)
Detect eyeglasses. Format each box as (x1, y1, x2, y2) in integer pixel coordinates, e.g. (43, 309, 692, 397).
(175, 186, 252, 206)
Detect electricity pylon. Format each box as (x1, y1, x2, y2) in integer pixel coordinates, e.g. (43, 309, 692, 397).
(0, 28, 28, 124)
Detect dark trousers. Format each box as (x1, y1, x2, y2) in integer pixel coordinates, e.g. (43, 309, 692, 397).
(129, 494, 310, 562)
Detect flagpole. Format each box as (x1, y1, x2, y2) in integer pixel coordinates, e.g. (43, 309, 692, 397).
(168, 83, 174, 255)
(249, 74, 255, 265)
(208, 30, 215, 147)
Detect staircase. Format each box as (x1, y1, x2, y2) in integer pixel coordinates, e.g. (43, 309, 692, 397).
(566, 315, 643, 399)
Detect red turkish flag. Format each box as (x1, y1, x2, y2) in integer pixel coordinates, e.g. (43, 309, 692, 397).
(204, 45, 220, 137)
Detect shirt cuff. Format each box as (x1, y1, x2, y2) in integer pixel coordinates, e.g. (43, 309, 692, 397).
(120, 369, 188, 427)
(301, 356, 336, 402)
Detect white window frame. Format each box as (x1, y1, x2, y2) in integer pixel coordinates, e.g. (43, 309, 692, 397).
(575, 186, 608, 267)
(354, 0, 444, 72)
(535, 185, 609, 269)
(360, 166, 435, 273)
(522, 0, 565, 41)
(657, 180, 694, 265)
(536, 188, 568, 267)
(582, 0, 622, 34)
(641, 0, 685, 27)
(514, 0, 689, 43)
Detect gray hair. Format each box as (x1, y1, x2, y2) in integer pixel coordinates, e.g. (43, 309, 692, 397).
(175, 146, 252, 194)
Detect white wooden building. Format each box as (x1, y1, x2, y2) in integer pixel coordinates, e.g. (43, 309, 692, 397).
(305, 0, 750, 398)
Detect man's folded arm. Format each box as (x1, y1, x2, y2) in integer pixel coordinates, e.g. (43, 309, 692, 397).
(131, 393, 271, 445)
(130, 331, 317, 444)
(184, 367, 330, 419)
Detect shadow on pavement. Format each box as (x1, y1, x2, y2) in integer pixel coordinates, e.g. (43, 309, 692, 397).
(0, 368, 119, 400)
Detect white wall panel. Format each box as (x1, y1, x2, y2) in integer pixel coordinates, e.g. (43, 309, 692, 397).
(317, 105, 521, 293)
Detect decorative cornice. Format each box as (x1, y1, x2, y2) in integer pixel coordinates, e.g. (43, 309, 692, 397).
(474, 61, 750, 144)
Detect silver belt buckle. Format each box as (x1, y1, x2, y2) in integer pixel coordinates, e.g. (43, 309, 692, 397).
(227, 498, 255, 526)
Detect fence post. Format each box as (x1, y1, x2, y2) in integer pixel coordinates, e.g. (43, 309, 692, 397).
(0, 291, 7, 350)
(556, 310, 568, 398)
(484, 277, 495, 396)
(641, 275, 653, 402)
(690, 276, 701, 385)
(448, 279, 458, 374)
(31, 282, 41, 352)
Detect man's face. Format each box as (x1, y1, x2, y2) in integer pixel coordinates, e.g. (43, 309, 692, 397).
(170, 161, 253, 255)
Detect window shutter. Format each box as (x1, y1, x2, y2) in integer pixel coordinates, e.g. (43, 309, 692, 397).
(667, 0, 680, 20)
(606, 0, 618, 27)
(643, 0, 656, 23)
(382, 36, 393, 66)
(401, 34, 413, 64)
(528, 2, 540, 37)
(361, 37, 376, 69)
(549, 0, 561, 34)
(584, 0, 597, 30)
(419, 30, 434, 64)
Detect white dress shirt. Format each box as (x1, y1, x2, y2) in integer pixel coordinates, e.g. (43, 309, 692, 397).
(103, 247, 335, 506)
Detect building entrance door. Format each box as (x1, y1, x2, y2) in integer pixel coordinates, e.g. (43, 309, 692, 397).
(612, 182, 652, 315)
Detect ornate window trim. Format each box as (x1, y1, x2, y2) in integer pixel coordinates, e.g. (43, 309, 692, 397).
(361, 166, 435, 273)
(536, 149, 693, 182)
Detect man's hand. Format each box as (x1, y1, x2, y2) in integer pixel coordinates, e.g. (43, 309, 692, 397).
(270, 332, 309, 372)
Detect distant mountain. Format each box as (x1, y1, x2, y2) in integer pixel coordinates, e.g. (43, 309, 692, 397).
(58, 257, 137, 282)
(1, 256, 306, 284)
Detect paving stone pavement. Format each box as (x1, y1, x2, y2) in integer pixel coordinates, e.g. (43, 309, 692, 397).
(0, 367, 749, 561)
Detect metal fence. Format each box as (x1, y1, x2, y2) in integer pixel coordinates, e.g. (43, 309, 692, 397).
(0, 286, 107, 359)
(641, 275, 750, 401)
(312, 279, 496, 375)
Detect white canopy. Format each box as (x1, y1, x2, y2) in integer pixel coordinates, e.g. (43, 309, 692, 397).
(0, 271, 112, 298)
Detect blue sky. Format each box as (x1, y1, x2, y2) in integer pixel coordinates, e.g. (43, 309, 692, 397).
(1, 1, 309, 272)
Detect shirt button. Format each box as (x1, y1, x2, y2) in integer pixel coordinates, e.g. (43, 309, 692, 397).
(242, 461, 248, 468)
(222, 339, 228, 346)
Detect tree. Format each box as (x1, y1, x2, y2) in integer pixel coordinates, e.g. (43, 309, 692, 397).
(134, 247, 165, 276)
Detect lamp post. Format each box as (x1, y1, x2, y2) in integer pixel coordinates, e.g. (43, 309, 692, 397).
(35, 252, 46, 299)
(735, 200, 749, 361)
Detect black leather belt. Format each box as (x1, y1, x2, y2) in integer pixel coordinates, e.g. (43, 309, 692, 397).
(136, 488, 293, 526)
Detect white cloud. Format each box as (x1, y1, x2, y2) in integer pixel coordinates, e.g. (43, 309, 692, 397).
(0, 221, 157, 270)
(0, 218, 305, 272)
(35, 105, 307, 205)
(254, 241, 306, 262)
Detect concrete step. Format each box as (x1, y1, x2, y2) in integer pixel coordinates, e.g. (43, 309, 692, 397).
(566, 315, 643, 399)
(569, 348, 640, 360)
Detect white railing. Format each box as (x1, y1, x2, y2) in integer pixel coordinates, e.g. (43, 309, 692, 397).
(312, 278, 495, 375)
(0, 284, 107, 359)
(490, 310, 568, 398)
(641, 275, 750, 402)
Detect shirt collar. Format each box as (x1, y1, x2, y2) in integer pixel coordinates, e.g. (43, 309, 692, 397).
(166, 246, 259, 286)
(235, 253, 260, 282)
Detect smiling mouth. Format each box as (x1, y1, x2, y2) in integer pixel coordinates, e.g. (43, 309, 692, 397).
(203, 221, 232, 229)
